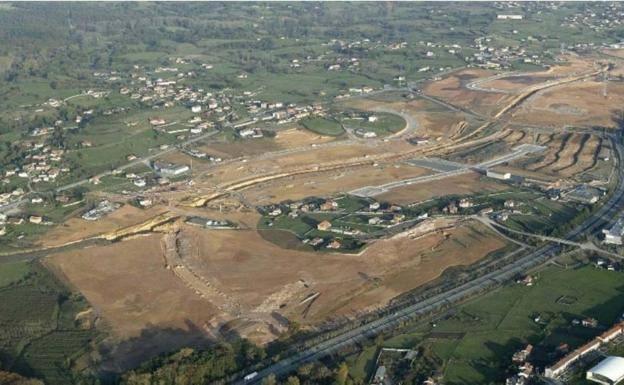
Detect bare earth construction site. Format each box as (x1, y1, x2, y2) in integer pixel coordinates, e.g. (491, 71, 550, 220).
(12, 49, 617, 372)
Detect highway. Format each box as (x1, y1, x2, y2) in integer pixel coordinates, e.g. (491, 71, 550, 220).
(236, 134, 624, 384)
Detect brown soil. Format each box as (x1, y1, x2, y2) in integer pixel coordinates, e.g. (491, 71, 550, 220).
(42, 205, 167, 247)
(377, 171, 508, 205)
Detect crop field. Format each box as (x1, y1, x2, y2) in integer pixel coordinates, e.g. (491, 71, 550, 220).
(348, 265, 624, 384)
(0, 261, 100, 385)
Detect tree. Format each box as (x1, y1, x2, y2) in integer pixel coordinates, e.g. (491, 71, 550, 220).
(261, 374, 277, 385)
(285, 376, 300, 385)
(374, 334, 384, 347)
(334, 362, 349, 385)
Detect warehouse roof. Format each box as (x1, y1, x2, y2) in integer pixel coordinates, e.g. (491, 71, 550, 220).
(587, 356, 624, 384)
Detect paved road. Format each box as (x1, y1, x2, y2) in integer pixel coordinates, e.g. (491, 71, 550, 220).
(236, 134, 624, 384)
(350, 144, 546, 197)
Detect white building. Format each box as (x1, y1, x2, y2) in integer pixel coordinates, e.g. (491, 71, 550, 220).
(603, 218, 624, 245)
(153, 162, 190, 177)
(486, 170, 511, 180)
(587, 356, 624, 385)
(497, 14, 523, 20)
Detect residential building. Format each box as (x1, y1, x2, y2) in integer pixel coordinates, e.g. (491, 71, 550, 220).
(317, 220, 332, 231)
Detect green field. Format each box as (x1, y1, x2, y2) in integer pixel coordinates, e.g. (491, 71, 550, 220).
(0, 261, 101, 385)
(300, 117, 345, 137)
(347, 265, 624, 384)
(339, 112, 406, 137)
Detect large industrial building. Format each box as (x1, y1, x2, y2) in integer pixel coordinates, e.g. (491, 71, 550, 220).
(587, 356, 624, 385)
(603, 218, 624, 245)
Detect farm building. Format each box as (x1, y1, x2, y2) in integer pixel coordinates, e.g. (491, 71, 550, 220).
(586, 356, 624, 385)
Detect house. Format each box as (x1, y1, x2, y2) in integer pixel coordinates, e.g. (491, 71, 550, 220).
(309, 237, 324, 247)
(368, 217, 382, 225)
(446, 202, 458, 214)
(368, 115, 378, 122)
(504, 200, 515, 208)
(191, 105, 202, 113)
(149, 118, 166, 126)
(362, 131, 377, 138)
(326, 240, 341, 249)
(269, 208, 282, 217)
(133, 178, 146, 187)
(239, 128, 263, 138)
(369, 202, 381, 211)
(317, 220, 332, 231)
(29, 215, 43, 224)
(582, 318, 599, 328)
(459, 198, 473, 208)
(393, 213, 406, 223)
(512, 344, 533, 363)
(138, 197, 153, 207)
(320, 201, 338, 211)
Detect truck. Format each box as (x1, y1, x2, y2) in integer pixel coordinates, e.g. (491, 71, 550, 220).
(244, 372, 258, 382)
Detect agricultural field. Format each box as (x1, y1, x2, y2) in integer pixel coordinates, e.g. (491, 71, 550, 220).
(0, 261, 100, 385)
(347, 265, 624, 385)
